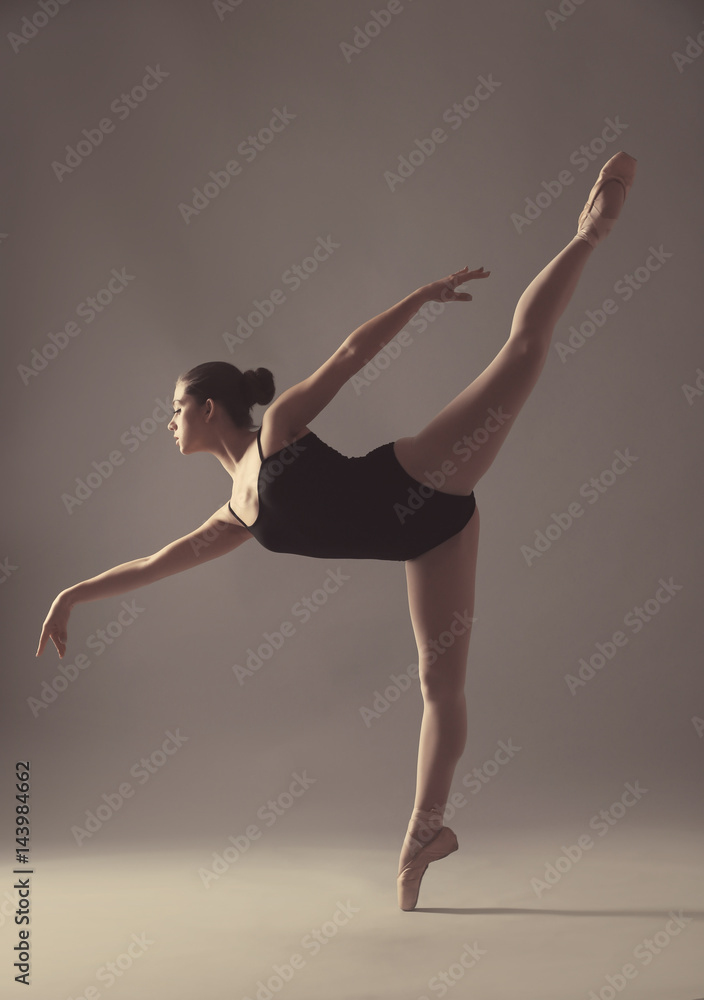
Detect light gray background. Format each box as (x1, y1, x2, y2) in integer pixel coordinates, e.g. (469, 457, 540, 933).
(2, 1, 703, 998)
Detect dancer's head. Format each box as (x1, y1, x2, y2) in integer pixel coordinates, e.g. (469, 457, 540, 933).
(169, 361, 275, 453)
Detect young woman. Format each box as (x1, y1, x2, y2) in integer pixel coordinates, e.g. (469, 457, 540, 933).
(37, 151, 637, 910)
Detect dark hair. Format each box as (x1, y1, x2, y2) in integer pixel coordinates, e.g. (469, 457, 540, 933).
(177, 361, 275, 429)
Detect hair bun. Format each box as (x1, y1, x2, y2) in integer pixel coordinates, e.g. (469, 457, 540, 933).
(243, 367, 275, 407)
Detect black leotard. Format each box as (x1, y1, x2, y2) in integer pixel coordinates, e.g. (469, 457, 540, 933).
(227, 427, 476, 561)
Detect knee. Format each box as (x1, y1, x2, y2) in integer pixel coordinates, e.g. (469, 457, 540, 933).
(419, 661, 466, 702)
(508, 326, 552, 359)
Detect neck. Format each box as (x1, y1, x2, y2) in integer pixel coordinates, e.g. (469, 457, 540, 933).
(209, 425, 257, 478)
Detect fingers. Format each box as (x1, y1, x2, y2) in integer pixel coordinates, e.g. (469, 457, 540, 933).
(36, 625, 66, 658)
(451, 266, 491, 283)
(430, 265, 490, 303)
(36, 627, 47, 657)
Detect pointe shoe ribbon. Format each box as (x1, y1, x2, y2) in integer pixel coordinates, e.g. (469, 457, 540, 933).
(397, 826, 458, 911)
(576, 151, 637, 249)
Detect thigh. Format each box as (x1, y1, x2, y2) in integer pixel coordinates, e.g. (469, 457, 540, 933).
(405, 504, 480, 696)
(395, 336, 546, 496)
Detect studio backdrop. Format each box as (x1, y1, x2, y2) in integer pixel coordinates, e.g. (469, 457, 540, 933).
(2, 1, 702, 998)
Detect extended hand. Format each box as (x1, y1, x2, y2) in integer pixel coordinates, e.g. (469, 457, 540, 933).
(36, 593, 73, 659)
(421, 265, 491, 303)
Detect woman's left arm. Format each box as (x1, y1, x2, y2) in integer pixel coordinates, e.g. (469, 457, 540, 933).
(266, 267, 489, 436)
(344, 265, 489, 361)
(343, 288, 427, 361)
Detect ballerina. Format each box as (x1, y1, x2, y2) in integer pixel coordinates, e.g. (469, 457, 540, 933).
(37, 150, 637, 910)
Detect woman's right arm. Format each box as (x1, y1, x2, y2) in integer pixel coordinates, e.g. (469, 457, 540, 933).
(36, 505, 252, 658)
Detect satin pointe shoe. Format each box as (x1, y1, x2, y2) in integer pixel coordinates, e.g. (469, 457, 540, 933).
(576, 151, 637, 248)
(397, 825, 459, 911)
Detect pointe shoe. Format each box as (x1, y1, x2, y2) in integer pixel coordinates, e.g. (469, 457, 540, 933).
(576, 151, 637, 248)
(397, 826, 459, 911)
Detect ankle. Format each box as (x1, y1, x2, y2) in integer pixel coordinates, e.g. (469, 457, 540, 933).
(408, 805, 444, 844)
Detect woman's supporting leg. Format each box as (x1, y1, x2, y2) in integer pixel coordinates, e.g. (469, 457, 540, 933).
(393, 178, 628, 497)
(398, 505, 480, 875)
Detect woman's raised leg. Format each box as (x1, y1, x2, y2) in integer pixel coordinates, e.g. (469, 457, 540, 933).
(394, 163, 633, 497)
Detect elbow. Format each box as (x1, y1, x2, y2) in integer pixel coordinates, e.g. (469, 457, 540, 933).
(140, 554, 164, 586)
(342, 342, 362, 375)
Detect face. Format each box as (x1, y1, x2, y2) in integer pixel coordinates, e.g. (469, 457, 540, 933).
(168, 383, 209, 454)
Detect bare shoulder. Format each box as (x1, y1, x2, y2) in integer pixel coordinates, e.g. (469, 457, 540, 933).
(259, 405, 312, 461)
(211, 501, 246, 525)
(209, 502, 253, 549)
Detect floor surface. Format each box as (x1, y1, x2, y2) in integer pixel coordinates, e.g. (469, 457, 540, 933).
(5, 828, 703, 999)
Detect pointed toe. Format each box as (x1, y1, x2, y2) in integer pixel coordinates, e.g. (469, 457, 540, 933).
(576, 151, 637, 248)
(397, 826, 459, 911)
